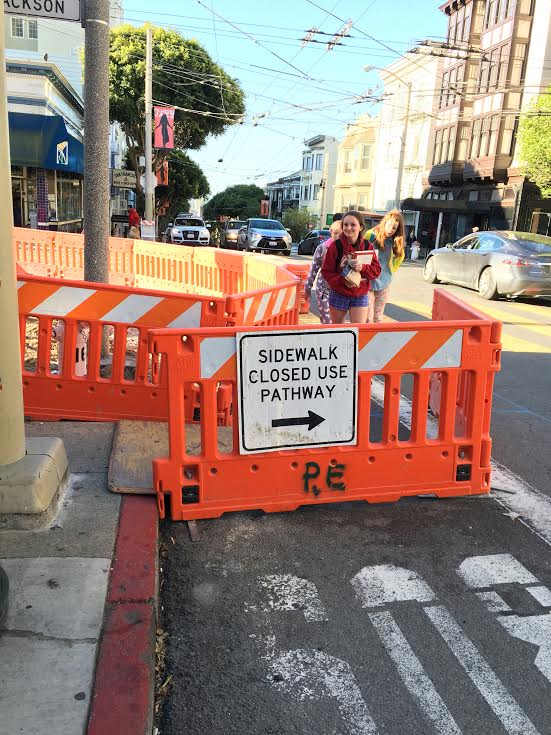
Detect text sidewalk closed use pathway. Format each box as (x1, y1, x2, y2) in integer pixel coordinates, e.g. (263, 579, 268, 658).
(237, 329, 358, 453)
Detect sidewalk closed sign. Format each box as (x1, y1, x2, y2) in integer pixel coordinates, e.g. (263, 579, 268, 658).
(237, 329, 358, 453)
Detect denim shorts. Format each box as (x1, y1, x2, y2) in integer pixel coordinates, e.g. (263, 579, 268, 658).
(328, 290, 369, 310)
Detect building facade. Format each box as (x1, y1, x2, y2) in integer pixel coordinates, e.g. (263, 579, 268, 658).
(8, 61, 84, 232)
(266, 172, 301, 220)
(370, 51, 442, 229)
(299, 135, 339, 226)
(332, 114, 378, 215)
(6, 1, 129, 233)
(403, 0, 551, 249)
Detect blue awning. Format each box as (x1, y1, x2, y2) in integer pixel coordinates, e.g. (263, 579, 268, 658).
(8, 112, 83, 174)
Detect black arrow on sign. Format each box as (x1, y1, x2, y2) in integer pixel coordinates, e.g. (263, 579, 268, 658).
(272, 411, 325, 431)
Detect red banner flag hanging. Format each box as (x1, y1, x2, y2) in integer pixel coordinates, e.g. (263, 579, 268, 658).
(156, 160, 169, 186)
(154, 107, 175, 149)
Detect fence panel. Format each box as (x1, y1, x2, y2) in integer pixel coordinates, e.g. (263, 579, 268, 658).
(150, 289, 502, 520)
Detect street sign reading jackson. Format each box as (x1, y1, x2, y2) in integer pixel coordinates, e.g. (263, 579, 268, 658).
(237, 329, 358, 454)
(4, 0, 81, 22)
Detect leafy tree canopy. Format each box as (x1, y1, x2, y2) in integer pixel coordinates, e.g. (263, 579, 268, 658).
(282, 208, 314, 242)
(518, 87, 551, 197)
(156, 151, 210, 233)
(109, 24, 245, 194)
(203, 184, 266, 220)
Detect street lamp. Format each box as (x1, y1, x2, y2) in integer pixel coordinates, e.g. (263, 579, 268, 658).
(363, 65, 412, 210)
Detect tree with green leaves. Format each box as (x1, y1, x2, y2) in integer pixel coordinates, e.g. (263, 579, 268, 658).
(109, 24, 245, 199)
(282, 208, 314, 243)
(517, 86, 551, 197)
(203, 184, 266, 220)
(155, 151, 210, 233)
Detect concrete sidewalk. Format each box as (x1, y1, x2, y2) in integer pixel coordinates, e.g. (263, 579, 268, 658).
(0, 422, 158, 735)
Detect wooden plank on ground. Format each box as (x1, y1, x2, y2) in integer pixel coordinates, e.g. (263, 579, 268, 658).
(108, 420, 169, 494)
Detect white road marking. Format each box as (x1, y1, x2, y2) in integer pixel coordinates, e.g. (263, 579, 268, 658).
(424, 605, 540, 735)
(499, 613, 551, 686)
(269, 649, 378, 735)
(370, 380, 551, 547)
(460, 555, 551, 688)
(458, 554, 538, 588)
(368, 611, 462, 735)
(247, 574, 328, 622)
(475, 591, 511, 613)
(527, 586, 551, 607)
(351, 564, 435, 608)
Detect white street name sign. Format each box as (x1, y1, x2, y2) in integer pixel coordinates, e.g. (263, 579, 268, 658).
(4, 0, 81, 21)
(237, 329, 358, 454)
(112, 169, 137, 189)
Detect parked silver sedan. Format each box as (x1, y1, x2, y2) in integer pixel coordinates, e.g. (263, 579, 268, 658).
(423, 231, 551, 299)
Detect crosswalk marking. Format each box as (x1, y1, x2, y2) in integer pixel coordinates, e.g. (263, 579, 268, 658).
(424, 605, 540, 735)
(368, 611, 462, 735)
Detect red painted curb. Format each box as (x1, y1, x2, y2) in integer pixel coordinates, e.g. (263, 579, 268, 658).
(87, 494, 158, 735)
(87, 603, 155, 735)
(108, 495, 158, 604)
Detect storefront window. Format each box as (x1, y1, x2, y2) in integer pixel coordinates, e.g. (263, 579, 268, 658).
(57, 173, 83, 225)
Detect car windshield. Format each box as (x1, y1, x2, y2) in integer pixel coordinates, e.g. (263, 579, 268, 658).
(504, 232, 551, 255)
(174, 218, 204, 227)
(250, 219, 285, 230)
(320, 230, 330, 237)
(228, 221, 245, 229)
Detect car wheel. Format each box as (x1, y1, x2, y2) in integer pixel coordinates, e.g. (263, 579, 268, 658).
(423, 257, 439, 284)
(478, 267, 498, 300)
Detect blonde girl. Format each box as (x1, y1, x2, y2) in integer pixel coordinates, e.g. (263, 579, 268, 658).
(365, 209, 405, 323)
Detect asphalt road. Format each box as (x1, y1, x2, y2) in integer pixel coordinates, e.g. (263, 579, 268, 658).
(158, 255, 551, 735)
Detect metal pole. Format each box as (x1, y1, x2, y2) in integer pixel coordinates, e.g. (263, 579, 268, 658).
(0, 3, 26, 467)
(144, 26, 154, 222)
(83, 0, 110, 282)
(394, 81, 412, 210)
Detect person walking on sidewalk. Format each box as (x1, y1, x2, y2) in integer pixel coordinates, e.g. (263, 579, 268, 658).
(127, 206, 141, 238)
(321, 210, 381, 324)
(304, 217, 343, 324)
(365, 209, 405, 323)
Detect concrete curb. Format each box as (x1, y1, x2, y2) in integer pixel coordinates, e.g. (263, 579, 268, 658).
(87, 496, 158, 735)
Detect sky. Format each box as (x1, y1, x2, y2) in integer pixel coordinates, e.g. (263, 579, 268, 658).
(117, 0, 447, 198)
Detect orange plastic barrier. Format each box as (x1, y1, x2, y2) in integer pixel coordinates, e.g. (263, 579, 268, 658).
(150, 289, 502, 520)
(18, 274, 228, 422)
(18, 268, 299, 421)
(14, 228, 135, 286)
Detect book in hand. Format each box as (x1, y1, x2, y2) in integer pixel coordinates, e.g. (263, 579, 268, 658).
(355, 251, 375, 265)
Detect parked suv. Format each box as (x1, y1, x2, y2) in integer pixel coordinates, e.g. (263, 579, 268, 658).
(220, 220, 245, 249)
(162, 214, 210, 245)
(237, 218, 292, 255)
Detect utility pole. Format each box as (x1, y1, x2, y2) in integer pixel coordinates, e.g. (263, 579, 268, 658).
(144, 26, 154, 222)
(394, 81, 412, 210)
(0, 5, 25, 468)
(83, 0, 110, 282)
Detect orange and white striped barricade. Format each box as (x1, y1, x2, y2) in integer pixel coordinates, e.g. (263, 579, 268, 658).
(150, 288, 502, 521)
(18, 274, 229, 422)
(279, 261, 311, 314)
(225, 279, 300, 328)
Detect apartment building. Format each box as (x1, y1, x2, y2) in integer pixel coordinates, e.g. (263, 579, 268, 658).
(299, 135, 339, 226)
(404, 0, 551, 249)
(332, 114, 378, 215)
(371, 52, 442, 231)
(266, 172, 301, 220)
